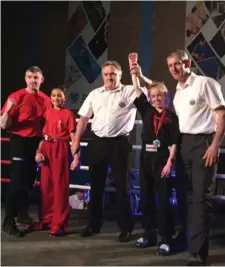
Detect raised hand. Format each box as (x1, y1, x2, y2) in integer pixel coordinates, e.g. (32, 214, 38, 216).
(5, 98, 16, 113)
(128, 52, 138, 70)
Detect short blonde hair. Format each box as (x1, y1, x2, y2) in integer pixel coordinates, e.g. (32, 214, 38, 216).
(167, 49, 189, 61)
(147, 81, 168, 96)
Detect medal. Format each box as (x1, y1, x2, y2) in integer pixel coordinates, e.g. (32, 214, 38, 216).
(153, 139, 161, 148)
(153, 109, 166, 148)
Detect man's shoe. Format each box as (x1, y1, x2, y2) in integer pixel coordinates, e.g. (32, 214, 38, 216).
(135, 229, 157, 248)
(186, 253, 206, 266)
(118, 231, 132, 242)
(2, 219, 21, 238)
(156, 237, 172, 256)
(80, 226, 100, 237)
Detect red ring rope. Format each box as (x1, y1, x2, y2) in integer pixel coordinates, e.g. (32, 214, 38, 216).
(1, 177, 40, 186)
(1, 160, 11, 165)
(1, 137, 10, 142)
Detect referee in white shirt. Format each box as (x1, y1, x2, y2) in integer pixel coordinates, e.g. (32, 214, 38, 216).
(167, 49, 225, 266)
(71, 61, 137, 242)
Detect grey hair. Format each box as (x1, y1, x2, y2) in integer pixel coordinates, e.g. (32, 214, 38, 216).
(167, 49, 189, 61)
(26, 66, 43, 74)
(102, 60, 122, 71)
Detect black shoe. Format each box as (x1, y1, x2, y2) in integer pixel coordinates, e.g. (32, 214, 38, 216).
(80, 226, 101, 237)
(186, 253, 206, 266)
(2, 219, 21, 238)
(17, 216, 34, 226)
(118, 231, 132, 242)
(174, 229, 187, 252)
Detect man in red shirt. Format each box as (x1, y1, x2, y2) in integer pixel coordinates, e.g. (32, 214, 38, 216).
(1, 66, 51, 237)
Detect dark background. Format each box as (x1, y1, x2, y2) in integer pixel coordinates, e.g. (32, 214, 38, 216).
(1, 1, 69, 103)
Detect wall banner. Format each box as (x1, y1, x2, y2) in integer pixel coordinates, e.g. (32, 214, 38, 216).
(185, 1, 225, 97)
(65, 1, 111, 110)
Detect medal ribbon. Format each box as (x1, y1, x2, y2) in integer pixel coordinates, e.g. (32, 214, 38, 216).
(153, 109, 166, 138)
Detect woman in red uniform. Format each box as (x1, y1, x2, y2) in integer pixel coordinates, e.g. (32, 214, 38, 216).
(32, 86, 77, 237)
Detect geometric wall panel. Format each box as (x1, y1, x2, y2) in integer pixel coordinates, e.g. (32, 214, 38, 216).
(185, 1, 225, 97)
(65, 1, 111, 110)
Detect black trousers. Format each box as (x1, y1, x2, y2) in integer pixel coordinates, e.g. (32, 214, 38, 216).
(139, 149, 174, 238)
(4, 133, 41, 221)
(87, 133, 133, 232)
(175, 133, 217, 257)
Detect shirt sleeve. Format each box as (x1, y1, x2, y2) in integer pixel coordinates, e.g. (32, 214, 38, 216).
(133, 92, 153, 118)
(170, 114, 180, 145)
(78, 91, 94, 118)
(42, 111, 48, 135)
(45, 96, 52, 110)
(67, 111, 76, 133)
(203, 78, 225, 110)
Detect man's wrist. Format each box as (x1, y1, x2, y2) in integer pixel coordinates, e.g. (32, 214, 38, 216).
(211, 141, 220, 150)
(73, 136, 80, 143)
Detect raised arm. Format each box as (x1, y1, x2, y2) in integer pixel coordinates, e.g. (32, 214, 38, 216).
(130, 64, 153, 88)
(0, 99, 16, 129)
(131, 73, 142, 98)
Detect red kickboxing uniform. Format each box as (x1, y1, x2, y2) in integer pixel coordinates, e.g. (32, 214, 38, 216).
(39, 107, 76, 229)
(1, 88, 52, 137)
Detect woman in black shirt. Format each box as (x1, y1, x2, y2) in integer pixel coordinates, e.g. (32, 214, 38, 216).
(130, 70, 180, 255)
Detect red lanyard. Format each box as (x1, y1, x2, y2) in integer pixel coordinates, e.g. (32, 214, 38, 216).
(153, 109, 166, 138)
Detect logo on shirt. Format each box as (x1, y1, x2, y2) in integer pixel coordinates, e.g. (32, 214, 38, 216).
(58, 120, 62, 127)
(119, 101, 126, 108)
(190, 99, 196, 106)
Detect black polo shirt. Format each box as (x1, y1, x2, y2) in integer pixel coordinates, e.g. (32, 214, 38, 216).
(134, 93, 180, 152)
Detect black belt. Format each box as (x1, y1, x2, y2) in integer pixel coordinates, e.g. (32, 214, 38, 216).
(93, 133, 129, 140)
(181, 132, 215, 137)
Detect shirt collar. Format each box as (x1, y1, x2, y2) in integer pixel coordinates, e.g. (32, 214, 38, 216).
(99, 83, 123, 93)
(176, 72, 196, 90)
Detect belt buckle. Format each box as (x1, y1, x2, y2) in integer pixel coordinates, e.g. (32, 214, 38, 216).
(44, 135, 53, 142)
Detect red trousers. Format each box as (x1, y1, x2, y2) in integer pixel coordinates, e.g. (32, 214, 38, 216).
(40, 140, 70, 227)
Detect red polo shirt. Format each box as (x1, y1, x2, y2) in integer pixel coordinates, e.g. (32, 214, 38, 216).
(43, 108, 76, 140)
(1, 88, 51, 137)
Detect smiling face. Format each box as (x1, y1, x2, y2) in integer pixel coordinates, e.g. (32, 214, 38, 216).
(167, 51, 191, 83)
(148, 83, 168, 110)
(50, 88, 66, 108)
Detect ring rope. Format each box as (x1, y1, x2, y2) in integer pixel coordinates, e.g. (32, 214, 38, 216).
(1, 118, 225, 196)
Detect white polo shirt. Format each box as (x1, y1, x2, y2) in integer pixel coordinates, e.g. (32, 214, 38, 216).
(78, 84, 137, 137)
(173, 72, 225, 134)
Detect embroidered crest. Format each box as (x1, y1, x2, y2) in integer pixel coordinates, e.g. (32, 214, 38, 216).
(119, 101, 126, 108)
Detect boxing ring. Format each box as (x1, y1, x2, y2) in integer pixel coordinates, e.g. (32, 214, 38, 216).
(1, 119, 225, 210)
